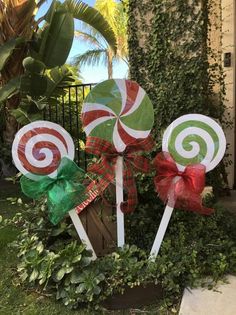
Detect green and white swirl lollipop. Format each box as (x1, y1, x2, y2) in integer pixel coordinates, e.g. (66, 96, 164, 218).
(162, 114, 226, 172)
(150, 114, 226, 259)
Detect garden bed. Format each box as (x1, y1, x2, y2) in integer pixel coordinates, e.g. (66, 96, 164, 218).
(1, 180, 236, 314)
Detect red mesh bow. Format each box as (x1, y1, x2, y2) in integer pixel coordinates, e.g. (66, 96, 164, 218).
(153, 152, 214, 215)
(85, 136, 154, 213)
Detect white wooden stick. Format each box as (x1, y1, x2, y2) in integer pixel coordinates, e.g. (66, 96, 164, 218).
(69, 209, 97, 260)
(149, 204, 174, 259)
(115, 155, 125, 247)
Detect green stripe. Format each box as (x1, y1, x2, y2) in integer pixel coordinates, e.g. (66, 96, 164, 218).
(120, 94, 154, 130)
(85, 79, 122, 115)
(89, 118, 116, 142)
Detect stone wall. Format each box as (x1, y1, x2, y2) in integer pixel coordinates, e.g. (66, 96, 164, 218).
(221, 0, 235, 188)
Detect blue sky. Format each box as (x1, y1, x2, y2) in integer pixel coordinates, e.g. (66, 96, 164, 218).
(37, 0, 128, 83)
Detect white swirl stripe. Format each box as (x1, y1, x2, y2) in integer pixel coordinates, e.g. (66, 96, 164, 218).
(123, 88, 146, 117)
(84, 116, 115, 135)
(82, 103, 116, 115)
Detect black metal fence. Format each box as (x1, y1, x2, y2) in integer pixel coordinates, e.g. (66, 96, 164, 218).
(44, 83, 96, 169)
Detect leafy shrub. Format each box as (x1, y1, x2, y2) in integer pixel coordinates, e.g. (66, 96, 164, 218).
(2, 193, 236, 310)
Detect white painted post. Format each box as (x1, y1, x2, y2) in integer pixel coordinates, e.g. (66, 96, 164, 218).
(115, 156, 125, 247)
(149, 205, 174, 259)
(69, 209, 97, 260)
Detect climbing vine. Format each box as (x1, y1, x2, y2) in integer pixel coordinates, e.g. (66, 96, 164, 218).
(127, 0, 225, 134)
(127, 0, 229, 192)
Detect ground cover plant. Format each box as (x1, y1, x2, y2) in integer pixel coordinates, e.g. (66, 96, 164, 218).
(1, 179, 236, 313)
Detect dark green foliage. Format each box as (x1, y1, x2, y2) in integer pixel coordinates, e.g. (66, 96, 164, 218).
(2, 193, 236, 310)
(128, 0, 225, 135)
(127, 0, 229, 192)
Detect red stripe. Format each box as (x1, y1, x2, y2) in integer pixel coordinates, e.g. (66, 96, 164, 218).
(82, 110, 115, 127)
(117, 120, 137, 145)
(18, 142, 61, 175)
(120, 80, 139, 116)
(18, 128, 68, 151)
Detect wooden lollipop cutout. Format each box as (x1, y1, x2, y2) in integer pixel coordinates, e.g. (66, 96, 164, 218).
(150, 114, 226, 258)
(12, 121, 97, 260)
(82, 79, 154, 247)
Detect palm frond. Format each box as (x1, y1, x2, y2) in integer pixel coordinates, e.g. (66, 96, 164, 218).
(63, 0, 117, 53)
(37, 0, 47, 8)
(95, 0, 118, 31)
(74, 30, 104, 49)
(73, 49, 107, 67)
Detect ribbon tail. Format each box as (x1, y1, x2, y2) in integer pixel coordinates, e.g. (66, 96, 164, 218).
(47, 181, 87, 225)
(120, 165, 138, 214)
(194, 205, 214, 216)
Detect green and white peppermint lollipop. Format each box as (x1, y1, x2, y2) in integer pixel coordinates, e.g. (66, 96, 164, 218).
(162, 114, 226, 172)
(150, 114, 226, 259)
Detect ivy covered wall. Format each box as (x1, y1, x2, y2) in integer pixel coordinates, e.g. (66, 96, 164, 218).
(127, 0, 225, 140)
(126, 0, 230, 191)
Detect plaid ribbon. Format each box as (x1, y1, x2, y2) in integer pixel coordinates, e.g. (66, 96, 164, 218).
(85, 136, 154, 213)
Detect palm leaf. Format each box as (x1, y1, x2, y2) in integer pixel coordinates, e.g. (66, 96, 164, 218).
(11, 107, 42, 125)
(73, 49, 107, 67)
(74, 31, 104, 49)
(0, 77, 21, 103)
(46, 65, 76, 97)
(38, 9, 74, 68)
(95, 0, 118, 31)
(0, 38, 25, 71)
(63, 0, 117, 53)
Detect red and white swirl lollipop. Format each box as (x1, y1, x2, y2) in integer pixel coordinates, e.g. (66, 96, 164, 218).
(12, 121, 75, 178)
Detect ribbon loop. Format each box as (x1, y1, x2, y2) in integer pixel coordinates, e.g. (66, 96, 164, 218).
(85, 136, 154, 213)
(20, 157, 87, 225)
(153, 152, 214, 215)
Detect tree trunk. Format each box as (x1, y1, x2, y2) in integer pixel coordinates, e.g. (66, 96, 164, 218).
(0, 0, 36, 146)
(1, 45, 27, 145)
(107, 51, 113, 79)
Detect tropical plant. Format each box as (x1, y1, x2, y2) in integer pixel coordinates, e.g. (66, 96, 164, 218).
(0, 0, 117, 147)
(74, 0, 128, 79)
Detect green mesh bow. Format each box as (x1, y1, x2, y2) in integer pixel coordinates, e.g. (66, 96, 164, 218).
(20, 157, 87, 225)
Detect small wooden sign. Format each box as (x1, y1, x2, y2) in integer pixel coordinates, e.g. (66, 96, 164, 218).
(76, 180, 109, 215)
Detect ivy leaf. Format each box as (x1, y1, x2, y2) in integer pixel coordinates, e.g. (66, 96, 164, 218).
(51, 227, 66, 237)
(36, 242, 44, 254)
(65, 266, 73, 274)
(96, 274, 105, 282)
(70, 271, 83, 284)
(72, 254, 82, 264)
(93, 285, 101, 295)
(81, 256, 92, 267)
(55, 268, 66, 281)
(29, 269, 39, 282)
(75, 283, 86, 294)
